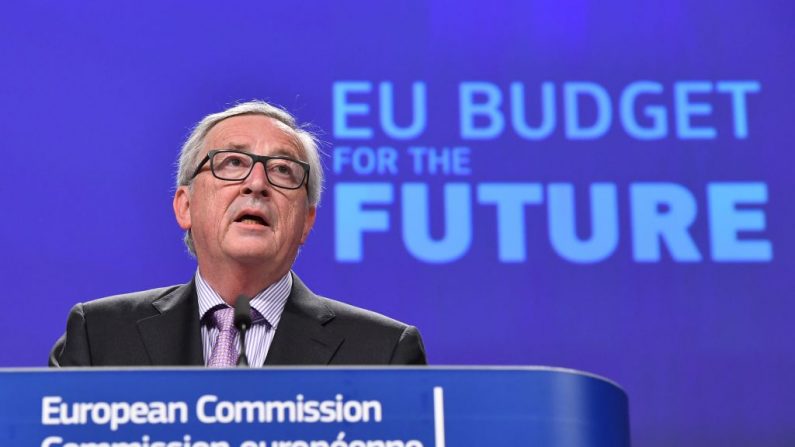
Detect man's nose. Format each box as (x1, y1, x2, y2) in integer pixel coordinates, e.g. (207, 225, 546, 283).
(241, 161, 271, 196)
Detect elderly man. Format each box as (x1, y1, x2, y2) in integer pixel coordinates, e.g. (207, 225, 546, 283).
(50, 101, 426, 367)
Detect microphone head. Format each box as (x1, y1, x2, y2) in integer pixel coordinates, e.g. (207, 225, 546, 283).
(234, 295, 252, 330)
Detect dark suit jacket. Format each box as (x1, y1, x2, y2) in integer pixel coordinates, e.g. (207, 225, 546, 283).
(49, 273, 426, 366)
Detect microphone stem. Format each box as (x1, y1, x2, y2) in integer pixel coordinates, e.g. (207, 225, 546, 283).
(237, 324, 249, 367)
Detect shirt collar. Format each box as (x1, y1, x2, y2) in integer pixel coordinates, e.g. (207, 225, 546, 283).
(195, 270, 292, 329)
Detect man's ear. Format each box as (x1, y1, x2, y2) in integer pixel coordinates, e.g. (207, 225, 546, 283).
(173, 186, 192, 231)
(300, 206, 317, 244)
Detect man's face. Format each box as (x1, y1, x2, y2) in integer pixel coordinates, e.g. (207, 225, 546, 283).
(173, 114, 316, 274)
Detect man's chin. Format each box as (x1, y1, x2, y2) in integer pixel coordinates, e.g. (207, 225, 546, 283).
(229, 250, 274, 264)
(220, 240, 276, 263)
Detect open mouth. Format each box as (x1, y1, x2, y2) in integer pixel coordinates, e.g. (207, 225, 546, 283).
(235, 214, 269, 227)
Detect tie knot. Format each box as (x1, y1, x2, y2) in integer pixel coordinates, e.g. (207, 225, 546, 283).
(211, 307, 236, 331)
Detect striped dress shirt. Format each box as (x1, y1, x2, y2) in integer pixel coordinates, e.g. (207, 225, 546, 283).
(196, 270, 291, 367)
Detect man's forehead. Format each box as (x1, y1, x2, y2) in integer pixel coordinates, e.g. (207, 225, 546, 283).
(204, 114, 302, 154)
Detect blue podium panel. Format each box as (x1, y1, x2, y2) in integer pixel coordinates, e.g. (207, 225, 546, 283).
(0, 367, 628, 447)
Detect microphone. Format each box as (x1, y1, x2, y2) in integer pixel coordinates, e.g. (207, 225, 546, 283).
(234, 295, 252, 367)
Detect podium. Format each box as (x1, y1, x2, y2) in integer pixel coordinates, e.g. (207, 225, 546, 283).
(0, 367, 629, 446)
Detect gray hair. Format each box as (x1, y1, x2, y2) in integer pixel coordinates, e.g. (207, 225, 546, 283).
(176, 100, 324, 255)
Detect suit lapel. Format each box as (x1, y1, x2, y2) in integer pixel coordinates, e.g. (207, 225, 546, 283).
(136, 281, 204, 366)
(265, 273, 343, 365)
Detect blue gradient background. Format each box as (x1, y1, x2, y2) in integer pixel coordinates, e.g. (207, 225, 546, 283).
(1, 1, 793, 446)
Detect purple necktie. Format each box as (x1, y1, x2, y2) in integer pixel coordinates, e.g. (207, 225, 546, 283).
(208, 307, 238, 367)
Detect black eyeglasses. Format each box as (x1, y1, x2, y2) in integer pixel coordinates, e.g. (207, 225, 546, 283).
(191, 150, 310, 190)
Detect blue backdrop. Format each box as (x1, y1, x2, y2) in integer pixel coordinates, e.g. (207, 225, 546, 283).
(1, 1, 793, 446)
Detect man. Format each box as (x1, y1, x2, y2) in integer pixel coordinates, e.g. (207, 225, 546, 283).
(50, 101, 426, 367)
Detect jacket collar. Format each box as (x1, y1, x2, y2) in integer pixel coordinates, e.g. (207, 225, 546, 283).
(264, 272, 343, 365)
(136, 281, 204, 366)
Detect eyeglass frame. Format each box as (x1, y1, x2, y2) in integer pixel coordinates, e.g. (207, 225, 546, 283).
(190, 149, 311, 190)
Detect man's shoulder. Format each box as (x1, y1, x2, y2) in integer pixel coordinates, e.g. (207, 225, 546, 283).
(316, 294, 412, 332)
(289, 274, 413, 334)
(51, 282, 199, 367)
(80, 284, 187, 316)
(305, 292, 427, 365)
